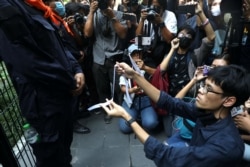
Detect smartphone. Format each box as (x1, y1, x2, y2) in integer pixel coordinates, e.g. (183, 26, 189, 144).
(176, 5, 196, 15)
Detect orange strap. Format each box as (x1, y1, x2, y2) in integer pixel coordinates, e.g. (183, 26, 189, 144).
(25, 0, 73, 36)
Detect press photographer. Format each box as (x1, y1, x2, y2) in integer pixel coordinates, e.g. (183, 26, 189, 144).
(65, 2, 97, 134)
(84, 0, 128, 123)
(135, 0, 177, 67)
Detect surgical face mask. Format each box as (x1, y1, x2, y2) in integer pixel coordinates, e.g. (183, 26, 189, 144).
(54, 1, 65, 17)
(211, 5, 221, 17)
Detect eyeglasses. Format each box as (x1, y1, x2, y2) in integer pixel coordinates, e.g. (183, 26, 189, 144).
(199, 82, 224, 95)
(177, 33, 192, 39)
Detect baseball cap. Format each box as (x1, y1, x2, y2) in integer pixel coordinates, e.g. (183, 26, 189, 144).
(128, 44, 142, 54)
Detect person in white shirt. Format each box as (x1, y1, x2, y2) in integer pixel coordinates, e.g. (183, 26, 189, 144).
(135, 0, 177, 66)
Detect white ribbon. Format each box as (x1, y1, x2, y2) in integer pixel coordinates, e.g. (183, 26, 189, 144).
(87, 99, 112, 111)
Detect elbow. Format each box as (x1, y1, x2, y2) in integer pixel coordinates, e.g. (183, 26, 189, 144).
(84, 31, 92, 38)
(119, 30, 128, 39)
(207, 33, 216, 42)
(135, 27, 143, 36)
(166, 38, 172, 44)
(135, 31, 142, 37)
(165, 34, 174, 44)
(119, 33, 127, 39)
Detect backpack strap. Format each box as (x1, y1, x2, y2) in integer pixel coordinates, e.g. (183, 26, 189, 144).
(183, 118, 194, 132)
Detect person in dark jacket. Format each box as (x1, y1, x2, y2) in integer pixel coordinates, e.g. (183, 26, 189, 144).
(101, 63, 250, 167)
(0, 0, 84, 166)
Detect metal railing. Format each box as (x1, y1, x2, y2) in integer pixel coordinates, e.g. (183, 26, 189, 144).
(0, 61, 36, 167)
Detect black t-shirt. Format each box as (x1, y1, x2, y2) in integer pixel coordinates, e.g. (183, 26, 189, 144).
(168, 52, 190, 96)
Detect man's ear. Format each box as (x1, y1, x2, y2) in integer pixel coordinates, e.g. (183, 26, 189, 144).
(223, 96, 236, 108)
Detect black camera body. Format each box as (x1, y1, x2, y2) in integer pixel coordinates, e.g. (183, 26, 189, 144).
(145, 6, 160, 21)
(176, 5, 196, 15)
(74, 13, 86, 24)
(122, 13, 137, 22)
(98, 0, 109, 10)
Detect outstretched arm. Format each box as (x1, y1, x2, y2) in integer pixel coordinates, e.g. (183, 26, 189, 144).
(101, 100, 150, 144)
(116, 62, 161, 103)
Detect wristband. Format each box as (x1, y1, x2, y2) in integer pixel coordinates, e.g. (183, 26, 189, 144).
(202, 18, 209, 27)
(126, 117, 136, 127)
(158, 22, 165, 28)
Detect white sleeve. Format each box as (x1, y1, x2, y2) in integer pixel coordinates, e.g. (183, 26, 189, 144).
(163, 10, 177, 34)
(119, 75, 127, 86)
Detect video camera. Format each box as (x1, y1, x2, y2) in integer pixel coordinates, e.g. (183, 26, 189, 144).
(98, 0, 109, 10)
(74, 13, 87, 24)
(145, 6, 160, 21)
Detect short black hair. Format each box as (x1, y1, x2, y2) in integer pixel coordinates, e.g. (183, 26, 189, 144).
(177, 24, 196, 40)
(215, 52, 231, 65)
(65, 2, 89, 16)
(147, 0, 167, 10)
(207, 65, 250, 107)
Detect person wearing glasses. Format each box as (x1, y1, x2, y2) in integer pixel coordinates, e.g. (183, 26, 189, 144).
(101, 63, 250, 166)
(165, 1, 215, 97)
(164, 53, 232, 147)
(150, 12, 215, 137)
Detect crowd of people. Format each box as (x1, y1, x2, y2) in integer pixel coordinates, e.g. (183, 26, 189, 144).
(0, 0, 250, 166)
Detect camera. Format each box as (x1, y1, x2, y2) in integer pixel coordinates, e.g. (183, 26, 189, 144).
(145, 6, 160, 21)
(74, 13, 87, 24)
(98, 0, 109, 10)
(176, 5, 196, 15)
(122, 13, 137, 22)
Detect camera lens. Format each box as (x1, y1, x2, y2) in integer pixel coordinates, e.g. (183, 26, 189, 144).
(145, 6, 159, 21)
(74, 13, 84, 24)
(147, 10, 156, 21)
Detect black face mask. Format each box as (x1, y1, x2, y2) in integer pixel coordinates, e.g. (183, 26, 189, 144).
(179, 37, 192, 49)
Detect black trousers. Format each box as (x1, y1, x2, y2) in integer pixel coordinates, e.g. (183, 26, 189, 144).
(92, 57, 122, 105)
(23, 86, 74, 167)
